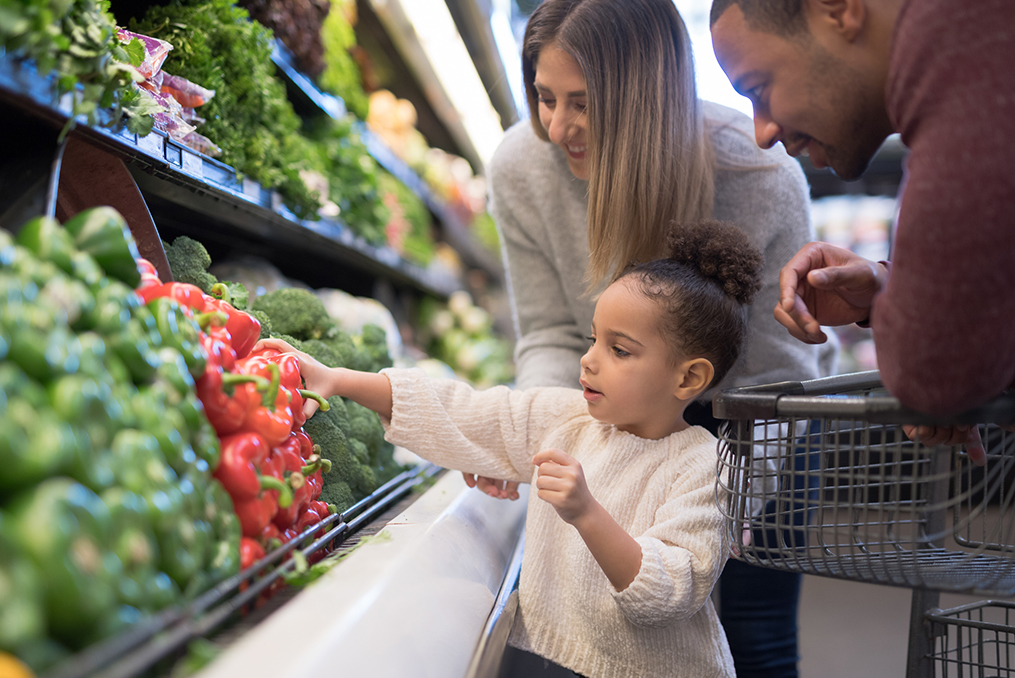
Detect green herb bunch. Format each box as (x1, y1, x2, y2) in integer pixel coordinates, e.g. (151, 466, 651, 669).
(130, 0, 323, 219)
(0, 0, 160, 135)
(318, 4, 368, 120)
(305, 115, 390, 245)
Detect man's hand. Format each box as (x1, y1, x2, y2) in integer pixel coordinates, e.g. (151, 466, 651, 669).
(462, 473, 521, 501)
(775, 243, 888, 344)
(532, 448, 593, 525)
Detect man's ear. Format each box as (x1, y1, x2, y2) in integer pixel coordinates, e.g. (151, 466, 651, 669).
(806, 0, 867, 42)
(674, 358, 715, 401)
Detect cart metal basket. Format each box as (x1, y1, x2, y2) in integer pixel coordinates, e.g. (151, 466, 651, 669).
(927, 600, 1015, 677)
(714, 371, 1015, 596)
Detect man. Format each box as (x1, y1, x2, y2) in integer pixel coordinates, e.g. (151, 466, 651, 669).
(710, 0, 1015, 417)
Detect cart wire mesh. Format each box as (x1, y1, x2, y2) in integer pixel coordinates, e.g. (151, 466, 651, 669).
(714, 371, 1015, 595)
(927, 600, 1015, 677)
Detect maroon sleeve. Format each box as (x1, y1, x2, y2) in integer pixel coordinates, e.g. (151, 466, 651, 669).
(872, 0, 1015, 416)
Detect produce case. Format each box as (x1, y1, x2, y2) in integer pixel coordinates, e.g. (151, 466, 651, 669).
(0, 0, 524, 669)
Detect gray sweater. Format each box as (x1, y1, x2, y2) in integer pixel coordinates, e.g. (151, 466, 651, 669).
(488, 101, 838, 396)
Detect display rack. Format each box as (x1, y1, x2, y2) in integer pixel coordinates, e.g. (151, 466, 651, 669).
(39, 463, 443, 678)
(0, 53, 462, 299)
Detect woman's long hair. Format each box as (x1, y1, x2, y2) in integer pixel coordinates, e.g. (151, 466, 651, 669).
(522, 0, 716, 289)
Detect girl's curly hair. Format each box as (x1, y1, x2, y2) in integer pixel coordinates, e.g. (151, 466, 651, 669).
(620, 219, 763, 387)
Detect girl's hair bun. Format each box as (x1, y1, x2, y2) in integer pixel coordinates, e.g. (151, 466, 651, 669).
(666, 220, 763, 305)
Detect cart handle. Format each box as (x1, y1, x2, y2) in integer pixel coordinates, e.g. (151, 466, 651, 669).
(712, 370, 1015, 426)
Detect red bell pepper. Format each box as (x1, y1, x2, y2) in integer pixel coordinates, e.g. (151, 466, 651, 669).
(232, 446, 292, 538)
(209, 283, 261, 359)
(237, 362, 293, 447)
(201, 321, 237, 373)
(196, 367, 266, 436)
(240, 537, 265, 571)
(213, 432, 273, 501)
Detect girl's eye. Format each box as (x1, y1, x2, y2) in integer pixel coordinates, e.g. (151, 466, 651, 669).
(612, 346, 630, 358)
(586, 335, 596, 345)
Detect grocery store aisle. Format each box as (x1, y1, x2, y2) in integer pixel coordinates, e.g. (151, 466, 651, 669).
(798, 574, 1003, 677)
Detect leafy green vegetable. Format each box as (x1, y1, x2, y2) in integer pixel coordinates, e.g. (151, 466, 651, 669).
(130, 0, 322, 218)
(305, 116, 389, 244)
(318, 3, 368, 120)
(0, 0, 156, 136)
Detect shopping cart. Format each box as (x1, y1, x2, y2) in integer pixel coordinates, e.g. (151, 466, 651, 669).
(713, 371, 1015, 678)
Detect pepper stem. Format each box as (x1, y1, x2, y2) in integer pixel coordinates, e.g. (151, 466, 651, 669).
(195, 311, 229, 330)
(210, 282, 231, 306)
(259, 362, 281, 409)
(299, 389, 330, 412)
(259, 474, 294, 509)
(220, 372, 270, 396)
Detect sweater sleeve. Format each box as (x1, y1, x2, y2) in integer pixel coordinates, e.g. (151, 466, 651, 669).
(381, 368, 577, 483)
(487, 130, 589, 390)
(608, 442, 728, 627)
(874, 0, 1015, 415)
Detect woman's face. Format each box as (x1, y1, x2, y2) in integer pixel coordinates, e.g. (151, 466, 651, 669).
(534, 43, 589, 180)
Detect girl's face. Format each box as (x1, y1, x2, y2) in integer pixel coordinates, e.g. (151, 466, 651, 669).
(534, 43, 589, 180)
(579, 278, 691, 439)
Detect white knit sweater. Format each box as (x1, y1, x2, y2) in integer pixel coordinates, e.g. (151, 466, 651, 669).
(382, 368, 735, 678)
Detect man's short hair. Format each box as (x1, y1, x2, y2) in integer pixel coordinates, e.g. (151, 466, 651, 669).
(709, 0, 808, 36)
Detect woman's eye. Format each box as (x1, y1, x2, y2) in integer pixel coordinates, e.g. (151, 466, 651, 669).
(538, 96, 555, 107)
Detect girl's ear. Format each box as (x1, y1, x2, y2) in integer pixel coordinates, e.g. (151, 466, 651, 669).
(674, 358, 714, 401)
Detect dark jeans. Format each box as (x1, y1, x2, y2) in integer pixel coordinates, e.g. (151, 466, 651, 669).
(687, 401, 816, 678)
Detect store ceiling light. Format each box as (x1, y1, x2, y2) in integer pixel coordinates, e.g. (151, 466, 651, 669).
(381, 0, 505, 168)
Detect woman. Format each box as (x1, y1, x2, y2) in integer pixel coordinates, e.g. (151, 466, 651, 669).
(471, 0, 838, 676)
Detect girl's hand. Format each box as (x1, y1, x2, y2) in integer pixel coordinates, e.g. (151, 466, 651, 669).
(532, 448, 593, 525)
(253, 338, 335, 419)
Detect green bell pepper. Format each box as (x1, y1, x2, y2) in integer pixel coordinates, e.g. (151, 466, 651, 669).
(62, 207, 142, 288)
(85, 280, 138, 337)
(109, 312, 162, 385)
(0, 513, 46, 654)
(148, 297, 207, 379)
(14, 216, 76, 275)
(70, 249, 105, 290)
(38, 275, 95, 332)
(1, 478, 120, 649)
(0, 400, 80, 495)
(101, 487, 160, 612)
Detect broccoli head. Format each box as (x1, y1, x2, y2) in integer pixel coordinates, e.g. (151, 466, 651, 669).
(251, 288, 334, 340)
(250, 309, 273, 340)
(163, 236, 216, 293)
(349, 438, 369, 465)
(357, 324, 393, 371)
(318, 330, 356, 369)
(347, 400, 385, 461)
(304, 402, 375, 502)
(319, 480, 354, 513)
(300, 339, 345, 369)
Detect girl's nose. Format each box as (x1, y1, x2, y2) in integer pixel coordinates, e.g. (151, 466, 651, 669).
(580, 347, 595, 373)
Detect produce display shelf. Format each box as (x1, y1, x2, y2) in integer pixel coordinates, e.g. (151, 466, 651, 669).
(40, 462, 444, 678)
(0, 52, 461, 299)
(270, 42, 504, 279)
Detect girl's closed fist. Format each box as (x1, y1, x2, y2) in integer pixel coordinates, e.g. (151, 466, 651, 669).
(532, 448, 592, 525)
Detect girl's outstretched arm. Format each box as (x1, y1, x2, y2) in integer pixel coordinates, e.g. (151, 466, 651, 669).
(254, 338, 393, 421)
(532, 448, 642, 591)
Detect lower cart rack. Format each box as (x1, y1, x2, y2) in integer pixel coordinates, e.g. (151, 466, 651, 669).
(714, 371, 1015, 595)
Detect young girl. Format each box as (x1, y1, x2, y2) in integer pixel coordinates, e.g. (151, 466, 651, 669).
(258, 220, 762, 678)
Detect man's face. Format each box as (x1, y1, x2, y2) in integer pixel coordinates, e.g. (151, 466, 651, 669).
(711, 5, 889, 180)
